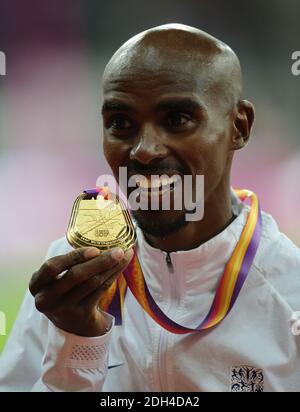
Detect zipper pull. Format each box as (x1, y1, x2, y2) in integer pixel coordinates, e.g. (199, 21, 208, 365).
(166, 252, 174, 273)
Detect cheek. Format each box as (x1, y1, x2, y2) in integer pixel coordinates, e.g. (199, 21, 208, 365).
(203, 133, 232, 191)
(103, 139, 113, 163)
(183, 129, 230, 185)
(103, 135, 131, 179)
(103, 132, 121, 162)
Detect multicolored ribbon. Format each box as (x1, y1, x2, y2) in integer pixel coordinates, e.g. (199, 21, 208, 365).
(95, 188, 262, 334)
(85, 186, 110, 200)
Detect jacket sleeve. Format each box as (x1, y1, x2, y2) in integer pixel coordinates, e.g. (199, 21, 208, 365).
(0, 238, 115, 392)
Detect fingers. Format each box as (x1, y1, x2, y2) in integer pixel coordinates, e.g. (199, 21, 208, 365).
(63, 249, 134, 307)
(32, 247, 133, 313)
(29, 247, 101, 296)
(30, 246, 134, 337)
(40, 248, 124, 300)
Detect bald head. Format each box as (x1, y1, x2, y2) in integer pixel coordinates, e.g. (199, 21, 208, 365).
(103, 23, 243, 110)
(102, 24, 254, 242)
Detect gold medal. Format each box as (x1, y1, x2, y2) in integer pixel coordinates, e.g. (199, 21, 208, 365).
(66, 189, 136, 252)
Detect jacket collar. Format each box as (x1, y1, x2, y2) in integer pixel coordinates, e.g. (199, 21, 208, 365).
(134, 194, 249, 299)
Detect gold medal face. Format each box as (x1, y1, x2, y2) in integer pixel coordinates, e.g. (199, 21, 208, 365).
(67, 192, 136, 252)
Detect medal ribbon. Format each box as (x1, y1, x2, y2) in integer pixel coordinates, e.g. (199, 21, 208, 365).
(90, 188, 262, 334)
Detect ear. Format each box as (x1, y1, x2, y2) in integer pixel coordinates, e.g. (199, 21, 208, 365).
(232, 100, 255, 150)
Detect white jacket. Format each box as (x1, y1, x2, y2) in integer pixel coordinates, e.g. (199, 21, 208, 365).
(1, 201, 300, 392)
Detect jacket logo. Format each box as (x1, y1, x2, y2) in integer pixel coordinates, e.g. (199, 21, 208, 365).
(230, 366, 264, 392)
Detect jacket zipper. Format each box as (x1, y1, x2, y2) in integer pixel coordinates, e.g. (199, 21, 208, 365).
(157, 252, 178, 391)
(166, 252, 174, 273)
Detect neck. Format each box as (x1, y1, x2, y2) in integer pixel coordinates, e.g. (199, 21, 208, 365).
(144, 182, 234, 253)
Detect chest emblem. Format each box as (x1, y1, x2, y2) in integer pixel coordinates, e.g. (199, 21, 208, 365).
(230, 366, 264, 392)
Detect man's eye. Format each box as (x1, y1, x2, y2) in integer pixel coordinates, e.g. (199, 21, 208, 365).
(107, 115, 133, 131)
(167, 112, 193, 129)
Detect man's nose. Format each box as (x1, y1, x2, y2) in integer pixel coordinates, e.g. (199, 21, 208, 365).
(129, 125, 168, 165)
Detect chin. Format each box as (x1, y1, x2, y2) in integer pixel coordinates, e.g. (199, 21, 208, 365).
(131, 209, 188, 238)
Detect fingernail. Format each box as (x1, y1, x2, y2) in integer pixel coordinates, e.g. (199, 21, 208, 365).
(84, 247, 101, 259)
(125, 248, 134, 259)
(111, 248, 124, 261)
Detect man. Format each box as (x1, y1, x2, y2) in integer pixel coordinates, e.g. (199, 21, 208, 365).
(0, 23, 300, 392)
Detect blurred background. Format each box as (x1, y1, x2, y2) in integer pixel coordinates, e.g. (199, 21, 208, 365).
(0, 0, 299, 351)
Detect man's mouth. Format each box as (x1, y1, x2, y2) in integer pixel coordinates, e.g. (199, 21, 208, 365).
(130, 174, 182, 193)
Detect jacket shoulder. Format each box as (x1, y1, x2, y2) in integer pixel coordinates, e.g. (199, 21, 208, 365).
(253, 210, 300, 311)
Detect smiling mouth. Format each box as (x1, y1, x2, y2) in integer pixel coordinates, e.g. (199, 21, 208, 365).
(130, 174, 182, 193)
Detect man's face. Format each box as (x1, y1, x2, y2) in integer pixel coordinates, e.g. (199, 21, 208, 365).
(102, 61, 234, 237)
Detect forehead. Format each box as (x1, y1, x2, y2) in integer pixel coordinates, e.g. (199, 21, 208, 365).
(103, 66, 212, 109)
(102, 33, 238, 114)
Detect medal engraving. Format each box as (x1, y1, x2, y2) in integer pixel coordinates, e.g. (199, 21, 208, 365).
(67, 191, 136, 252)
(95, 229, 109, 237)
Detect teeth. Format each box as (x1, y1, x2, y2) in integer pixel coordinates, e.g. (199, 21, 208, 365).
(138, 177, 149, 189)
(150, 176, 161, 189)
(170, 175, 181, 185)
(160, 175, 181, 187)
(132, 174, 181, 190)
(159, 176, 166, 187)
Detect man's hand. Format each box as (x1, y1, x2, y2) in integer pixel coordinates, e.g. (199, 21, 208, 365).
(29, 247, 133, 337)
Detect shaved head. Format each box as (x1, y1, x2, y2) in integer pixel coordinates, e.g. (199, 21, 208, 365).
(103, 23, 243, 111)
(101, 24, 254, 248)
